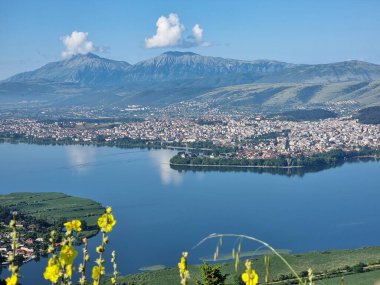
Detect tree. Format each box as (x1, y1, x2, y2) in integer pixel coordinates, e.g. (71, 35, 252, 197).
(196, 263, 228, 285)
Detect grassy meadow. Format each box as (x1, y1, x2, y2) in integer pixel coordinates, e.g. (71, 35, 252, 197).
(0, 192, 104, 238)
(110, 247, 380, 285)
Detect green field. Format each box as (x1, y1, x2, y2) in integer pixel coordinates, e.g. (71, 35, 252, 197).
(0, 192, 105, 238)
(110, 247, 380, 285)
(316, 270, 380, 285)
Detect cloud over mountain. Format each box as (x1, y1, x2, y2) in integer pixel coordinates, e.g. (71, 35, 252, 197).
(60, 31, 96, 58)
(145, 13, 209, 48)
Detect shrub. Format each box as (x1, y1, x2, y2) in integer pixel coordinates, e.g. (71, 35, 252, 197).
(196, 263, 228, 285)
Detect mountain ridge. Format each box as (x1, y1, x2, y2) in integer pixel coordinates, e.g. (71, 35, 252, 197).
(2, 51, 380, 112)
(4, 53, 131, 86)
(6, 52, 380, 86)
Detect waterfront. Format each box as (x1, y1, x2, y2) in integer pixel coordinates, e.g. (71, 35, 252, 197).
(0, 143, 379, 284)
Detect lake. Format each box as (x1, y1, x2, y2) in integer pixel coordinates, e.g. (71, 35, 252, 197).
(0, 143, 379, 284)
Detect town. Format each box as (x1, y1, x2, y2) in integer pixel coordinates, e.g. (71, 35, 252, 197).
(0, 115, 379, 161)
(0, 213, 47, 267)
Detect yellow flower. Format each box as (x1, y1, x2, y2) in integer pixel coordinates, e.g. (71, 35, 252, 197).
(44, 258, 60, 283)
(5, 274, 18, 285)
(178, 256, 187, 273)
(64, 220, 82, 232)
(66, 264, 73, 278)
(59, 245, 78, 265)
(98, 211, 116, 233)
(242, 269, 258, 285)
(92, 265, 105, 280)
(178, 252, 190, 285)
(241, 259, 258, 285)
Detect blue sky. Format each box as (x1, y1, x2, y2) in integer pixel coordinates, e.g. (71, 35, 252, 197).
(0, 0, 379, 79)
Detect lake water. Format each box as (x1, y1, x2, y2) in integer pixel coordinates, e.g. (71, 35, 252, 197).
(0, 143, 379, 284)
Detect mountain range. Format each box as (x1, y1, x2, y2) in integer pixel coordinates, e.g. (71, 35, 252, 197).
(1, 51, 380, 112)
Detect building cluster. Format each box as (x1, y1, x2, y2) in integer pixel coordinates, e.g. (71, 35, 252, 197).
(0, 116, 379, 159)
(0, 222, 43, 265)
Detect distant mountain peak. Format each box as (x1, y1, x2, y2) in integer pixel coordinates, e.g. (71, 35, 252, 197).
(162, 51, 199, 57)
(4, 52, 131, 86)
(68, 52, 101, 59)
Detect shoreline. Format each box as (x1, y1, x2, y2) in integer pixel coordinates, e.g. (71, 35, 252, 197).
(170, 162, 305, 169)
(170, 153, 380, 171)
(170, 155, 380, 169)
(1, 139, 379, 172)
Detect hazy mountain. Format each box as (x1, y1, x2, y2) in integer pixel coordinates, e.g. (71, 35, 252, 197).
(257, 60, 380, 84)
(193, 81, 380, 112)
(5, 53, 131, 86)
(124, 51, 295, 82)
(2, 52, 380, 112)
(5, 52, 380, 87)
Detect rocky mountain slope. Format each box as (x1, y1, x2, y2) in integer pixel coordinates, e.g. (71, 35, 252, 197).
(2, 52, 380, 112)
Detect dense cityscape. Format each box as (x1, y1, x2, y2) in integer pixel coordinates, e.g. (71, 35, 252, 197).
(0, 116, 379, 160)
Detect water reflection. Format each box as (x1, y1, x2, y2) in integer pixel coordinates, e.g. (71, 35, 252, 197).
(149, 150, 184, 185)
(65, 145, 96, 173)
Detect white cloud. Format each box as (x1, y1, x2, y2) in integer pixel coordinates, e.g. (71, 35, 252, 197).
(145, 13, 184, 48)
(145, 14, 210, 49)
(192, 24, 203, 42)
(60, 31, 95, 59)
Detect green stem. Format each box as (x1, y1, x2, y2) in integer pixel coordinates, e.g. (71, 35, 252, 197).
(96, 232, 106, 284)
(194, 233, 306, 285)
(80, 238, 89, 284)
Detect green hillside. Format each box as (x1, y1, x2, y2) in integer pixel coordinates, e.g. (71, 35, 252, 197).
(110, 247, 380, 285)
(0, 192, 104, 238)
(195, 81, 380, 112)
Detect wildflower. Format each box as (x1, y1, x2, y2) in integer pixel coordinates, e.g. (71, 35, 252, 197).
(5, 274, 17, 285)
(92, 265, 105, 280)
(59, 245, 78, 265)
(44, 258, 60, 283)
(79, 237, 89, 285)
(178, 252, 188, 272)
(64, 220, 82, 232)
(308, 268, 314, 285)
(98, 209, 116, 233)
(178, 252, 190, 285)
(111, 250, 118, 285)
(7, 213, 19, 285)
(242, 260, 258, 285)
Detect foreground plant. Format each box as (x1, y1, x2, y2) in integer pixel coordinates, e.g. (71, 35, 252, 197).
(0, 205, 121, 285)
(78, 237, 90, 285)
(43, 219, 81, 284)
(194, 233, 309, 285)
(196, 263, 228, 285)
(264, 255, 270, 284)
(6, 212, 19, 285)
(178, 252, 190, 285)
(92, 206, 117, 285)
(241, 260, 258, 285)
(111, 250, 118, 285)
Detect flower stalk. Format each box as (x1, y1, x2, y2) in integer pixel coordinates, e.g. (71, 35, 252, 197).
(6, 212, 20, 285)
